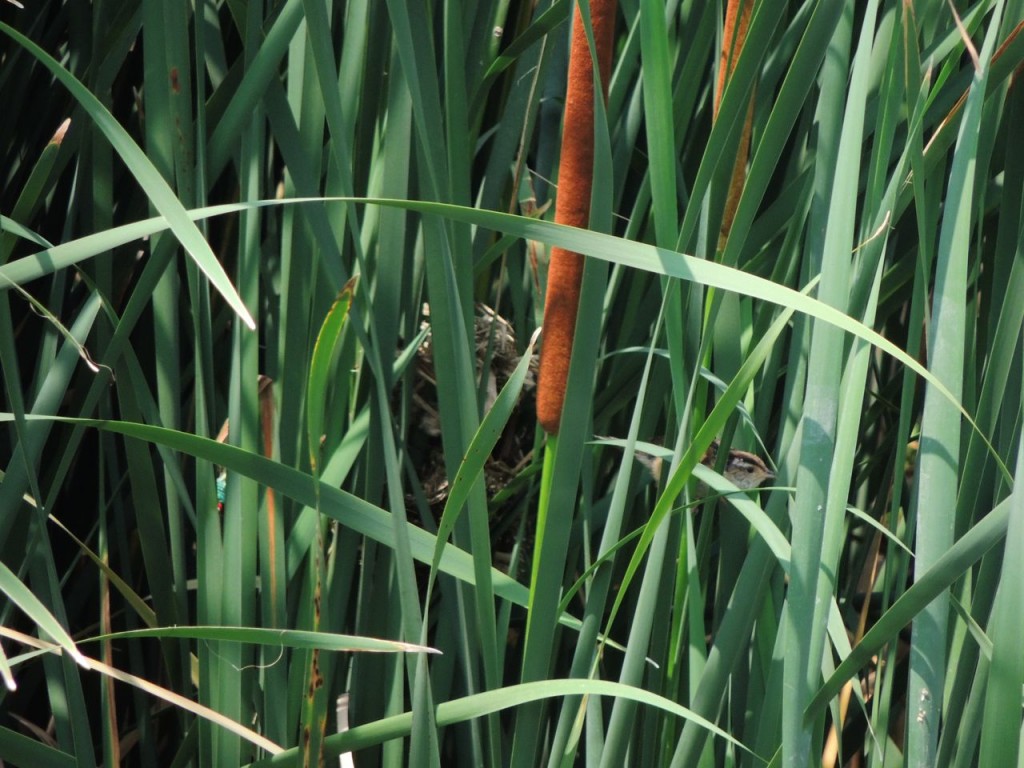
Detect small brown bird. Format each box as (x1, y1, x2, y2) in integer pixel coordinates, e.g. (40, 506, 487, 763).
(605, 436, 774, 491)
(700, 439, 775, 490)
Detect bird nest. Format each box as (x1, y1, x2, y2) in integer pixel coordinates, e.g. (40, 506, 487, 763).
(410, 302, 536, 496)
(408, 303, 538, 573)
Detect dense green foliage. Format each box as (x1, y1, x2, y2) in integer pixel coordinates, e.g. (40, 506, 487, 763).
(2, 0, 1023, 766)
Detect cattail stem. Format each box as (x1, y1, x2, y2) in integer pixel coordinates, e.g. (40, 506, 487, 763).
(536, 0, 617, 434)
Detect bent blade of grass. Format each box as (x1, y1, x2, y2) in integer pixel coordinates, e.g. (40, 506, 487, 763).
(0, 216, 54, 250)
(0, 203, 255, 288)
(92, 626, 439, 655)
(0, 22, 254, 330)
(0, 415, 548, 622)
(246, 679, 764, 767)
(2, 195, 1006, 480)
(845, 506, 915, 557)
(1, 627, 282, 756)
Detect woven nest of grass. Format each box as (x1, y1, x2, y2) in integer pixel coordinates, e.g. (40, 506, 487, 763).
(412, 303, 537, 502)
(408, 303, 538, 575)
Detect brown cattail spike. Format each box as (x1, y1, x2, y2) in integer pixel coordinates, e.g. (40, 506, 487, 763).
(536, 0, 617, 434)
(715, 0, 755, 251)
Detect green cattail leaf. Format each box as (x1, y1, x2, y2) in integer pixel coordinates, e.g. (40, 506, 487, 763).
(306, 277, 358, 474)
